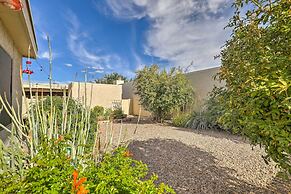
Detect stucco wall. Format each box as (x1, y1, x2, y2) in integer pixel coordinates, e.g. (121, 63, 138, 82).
(185, 67, 225, 110)
(122, 82, 151, 117)
(69, 82, 123, 109)
(0, 19, 22, 142)
(122, 67, 225, 116)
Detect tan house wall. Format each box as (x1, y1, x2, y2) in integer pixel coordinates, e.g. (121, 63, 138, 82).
(122, 82, 151, 117)
(0, 19, 23, 141)
(69, 82, 123, 110)
(185, 67, 225, 111)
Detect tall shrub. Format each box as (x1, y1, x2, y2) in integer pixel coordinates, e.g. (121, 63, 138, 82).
(218, 0, 291, 176)
(134, 65, 194, 122)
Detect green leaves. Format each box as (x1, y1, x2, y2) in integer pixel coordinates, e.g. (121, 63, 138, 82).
(0, 142, 175, 194)
(218, 0, 291, 177)
(134, 65, 194, 122)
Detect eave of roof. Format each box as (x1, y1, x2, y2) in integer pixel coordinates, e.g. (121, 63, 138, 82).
(0, 0, 38, 58)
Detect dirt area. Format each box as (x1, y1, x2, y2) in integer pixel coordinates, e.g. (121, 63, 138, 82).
(100, 121, 291, 193)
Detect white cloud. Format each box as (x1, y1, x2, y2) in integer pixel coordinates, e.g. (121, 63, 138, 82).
(65, 63, 73, 67)
(38, 51, 59, 60)
(38, 51, 50, 59)
(103, 0, 232, 71)
(65, 10, 134, 76)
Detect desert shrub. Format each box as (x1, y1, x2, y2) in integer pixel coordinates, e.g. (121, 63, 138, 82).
(218, 0, 291, 176)
(186, 111, 222, 131)
(172, 113, 191, 127)
(90, 105, 105, 124)
(112, 107, 126, 119)
(85, 147, 175, 193)
(0, 139, 174, 194)
(135, 64, 194, 122)
(185, 87, 226, 131)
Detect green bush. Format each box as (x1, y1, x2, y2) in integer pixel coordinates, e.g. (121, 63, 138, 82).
(90, 105, 105, 124)
(135, 65, 194, 122)
(112, 107, 126, 119)
(0, 139, 175, 194)
(218, 0, 291, 176)
(172, 113, 191, 127)
(184, 87, 226, 131)
(85, 147, 174, 193)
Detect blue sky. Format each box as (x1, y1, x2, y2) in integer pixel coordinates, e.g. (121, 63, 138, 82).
(25, 0, 233, 83)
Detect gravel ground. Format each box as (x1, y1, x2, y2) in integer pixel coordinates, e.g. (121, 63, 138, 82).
(100, 121, 291, 193)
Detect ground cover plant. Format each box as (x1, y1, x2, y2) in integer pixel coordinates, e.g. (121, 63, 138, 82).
(0, 137, 174, 193)
(135, 64, 194, 122)
(216, 0, 291, 177)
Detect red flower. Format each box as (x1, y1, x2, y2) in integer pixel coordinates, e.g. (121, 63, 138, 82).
(0, 0, 22, 11)
(22, 69, 33, 75)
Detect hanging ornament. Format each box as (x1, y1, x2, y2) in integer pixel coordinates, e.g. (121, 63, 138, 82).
(22, 69, 33, 75)
(0, 0, 22, 11)
(26, 60, 32, 65)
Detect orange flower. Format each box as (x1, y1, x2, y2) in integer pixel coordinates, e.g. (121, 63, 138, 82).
(73, 170, 78, 187)
(123, 150, 133, 157)
(58, 135, 64, 141)
(77, 185, 89, 194)
(75, 177, 87, 189)
(72, 170, 89, 193)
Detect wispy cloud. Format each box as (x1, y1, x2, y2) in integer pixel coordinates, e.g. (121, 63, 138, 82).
(101, 0, 232, 71)
(38, 51, 59, 60)
(64, 63, 73, 67)
(65, 10, 133, 76)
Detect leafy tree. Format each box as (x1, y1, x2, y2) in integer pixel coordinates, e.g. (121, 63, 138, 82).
(134, 65, 194, 122)
(95, 72, 128, 84)
(218, 0, 291, 176)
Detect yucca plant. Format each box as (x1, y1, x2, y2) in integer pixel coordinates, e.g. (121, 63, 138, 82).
(0, 39, 124, 176)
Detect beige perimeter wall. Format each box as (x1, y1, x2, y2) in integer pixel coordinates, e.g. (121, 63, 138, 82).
(122, 82, 151, 117)
(0, 19, 22, 142)
(69, 82, 124, 110)
(185, 67, 225, 111)
(122, 67, 225, 116)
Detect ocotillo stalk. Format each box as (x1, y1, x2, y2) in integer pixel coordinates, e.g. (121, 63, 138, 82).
(47, 35, 53, 139)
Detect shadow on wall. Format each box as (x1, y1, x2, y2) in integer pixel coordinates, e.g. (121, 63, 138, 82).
(185, 66, 225, 111)
(122, 82, 151, 117)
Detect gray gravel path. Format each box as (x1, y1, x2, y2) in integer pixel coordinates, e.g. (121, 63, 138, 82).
(101, 122, 291, 193)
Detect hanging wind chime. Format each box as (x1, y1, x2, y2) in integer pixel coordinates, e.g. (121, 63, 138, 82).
(0, 0, 22, 11)
(22, 45, 34, 75)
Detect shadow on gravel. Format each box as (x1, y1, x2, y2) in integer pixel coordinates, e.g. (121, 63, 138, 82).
(128, 139, 291, 194)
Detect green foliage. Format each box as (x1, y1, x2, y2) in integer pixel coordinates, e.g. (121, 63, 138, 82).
(172, 113, 191, 127)
(0, 140, 174, 194)
(0, 139, 74, 193)
(135, 64, 194, 122)
(41, 96, 83, 128)
(218, 0, 291, 176)
(84, 147, 175, 194)
(95, 72, 128, 84)
(90, 105, 105, 124)
(112, 107, 126, 119)
(91, 106, 104, 118)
